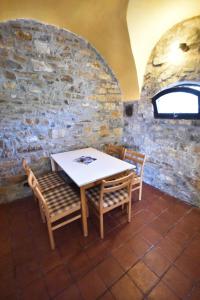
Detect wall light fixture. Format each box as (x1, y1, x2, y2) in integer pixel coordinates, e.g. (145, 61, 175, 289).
(179, 43, 190, 52)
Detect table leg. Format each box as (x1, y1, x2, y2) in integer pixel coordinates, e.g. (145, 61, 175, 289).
(80, 186, 88, 237)
(51, 158, 58, 171)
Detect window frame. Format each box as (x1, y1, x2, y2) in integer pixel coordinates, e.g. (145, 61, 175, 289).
(152, 85, 200, 119)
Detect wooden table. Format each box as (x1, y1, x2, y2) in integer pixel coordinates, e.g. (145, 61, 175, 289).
(51, 147, 134, 237)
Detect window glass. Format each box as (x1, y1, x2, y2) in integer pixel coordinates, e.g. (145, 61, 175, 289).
(152, 83, 200, 119)
(156, 92, 198, 114)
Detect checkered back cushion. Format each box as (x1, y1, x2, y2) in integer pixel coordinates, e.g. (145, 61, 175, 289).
(44, 184, 81, 218)
(38, 172, 65, 192)
(86, 186, 128, 208)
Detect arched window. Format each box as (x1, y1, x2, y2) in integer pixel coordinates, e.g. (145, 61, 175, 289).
(152, 83, 200, 119)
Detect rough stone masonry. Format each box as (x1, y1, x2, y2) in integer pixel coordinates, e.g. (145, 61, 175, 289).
(123, 16, 200, 206)
(0, 19, 123, 202)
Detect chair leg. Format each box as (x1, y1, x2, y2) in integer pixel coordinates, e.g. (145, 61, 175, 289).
(139, 183, 142, 201)
(100, 214, 104, 239)
(38, 202, 46, 223)
(128, 200, 131, 222)
(47, 221, 55, 250)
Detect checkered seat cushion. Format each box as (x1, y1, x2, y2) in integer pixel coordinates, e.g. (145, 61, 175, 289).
(43, 184, 81, 218)
(86, 186, 129, 209)
(38, 172, 65, 192)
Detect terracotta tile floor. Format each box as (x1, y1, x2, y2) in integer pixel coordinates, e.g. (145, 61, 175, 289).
(1, 183, 200, 300)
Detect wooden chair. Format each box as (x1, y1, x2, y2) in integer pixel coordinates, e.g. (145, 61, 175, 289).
(22, 158, 65, 192)
(86, 172, 133, 239)
(105, 144, 124, 159)
(28, 169, 82, 250)
(123, 149, 146, 201)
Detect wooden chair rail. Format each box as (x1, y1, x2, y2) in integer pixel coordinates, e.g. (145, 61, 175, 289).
(105, 144, 124, 159)
(123, 148, 146, 201)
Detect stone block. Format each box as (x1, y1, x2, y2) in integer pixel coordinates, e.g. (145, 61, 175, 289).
(4, 71, 16, 80)
(3, 82, 16, 90)
(13, 54, 27, 63)
(5, 59, 22, 70)
(100, 125, 109, 137)
(50, 129, 66, 139)
(61, 75, 73, 83)
(113, 128, 122, 137)
(15, 30, 32, 41)
(31, 59, 53, 72)
(34, 40, 50, 54)
(111, 111, 121, 118)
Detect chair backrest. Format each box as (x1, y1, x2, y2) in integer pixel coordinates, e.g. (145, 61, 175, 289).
(22, 158, 29, 176)
(123, 149, 146, 177)
(27, 168, 39, 190)
(34, 183, 49, 218)
(100, 172, 134, 208)
(105, 144, 124, 159)
(27, 168, 43, 201)
(27, 169, 49, 217)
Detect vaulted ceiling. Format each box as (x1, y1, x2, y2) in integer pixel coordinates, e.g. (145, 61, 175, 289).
(1, 0, 200, 100)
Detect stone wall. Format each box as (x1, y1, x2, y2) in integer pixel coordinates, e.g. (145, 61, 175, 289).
(123, 16, 200, 207)
(142, 16, 200, 96)
(0, 19, 122, 203)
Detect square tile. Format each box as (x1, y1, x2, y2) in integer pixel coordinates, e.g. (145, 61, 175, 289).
(111, 275, 143, 300)
(96, 256, 124, 287)
(67, 251, 93, 281)
(181, 208, 200, 230)
(140, 227, 163, 246)
(150, 215, 174, 235)
(147, 281, 179, 300)
(45, 266, 73, 298)
(0, 273, 17, 299)
(162, 265, 193, 298)
(175, 253, 200, 280)
(16, 260, 41, 288)
(133, 209, 157, 224)
(166, 226, 194, 248)
(155, 236, 182, 262)
(187, 284, 200, 300)
(168, 200, 190, 218)
(143, 248, 171, 277)
(0, 237, 12, 257)
(59, 240, 82, 264)
(112, 244, 139, 271)
(146, 200, 166, 215)
(13, 243, 35, 266)
(0, 254, 14, 279)
(21, 279, 49, 300)
(99, 290, 115, 299)
(77, 269, 106, 299)
(183, 234, 200, 263)
(54, 283, 82, 300)
(128, 260, 159, 294)
(85, 239, 110, 261)
(38, 250, 62, 274)
(127, 234, 152, 257)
